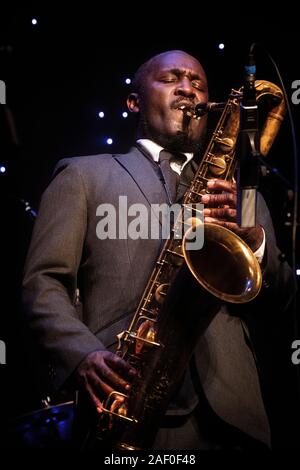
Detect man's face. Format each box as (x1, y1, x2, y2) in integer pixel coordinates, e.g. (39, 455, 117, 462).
(131, 51, 209, 153)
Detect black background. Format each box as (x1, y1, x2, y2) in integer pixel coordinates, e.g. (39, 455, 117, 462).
(0, 6, 299, 448)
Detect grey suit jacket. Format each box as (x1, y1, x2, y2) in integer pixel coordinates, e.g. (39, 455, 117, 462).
(22, 146, 295, 446)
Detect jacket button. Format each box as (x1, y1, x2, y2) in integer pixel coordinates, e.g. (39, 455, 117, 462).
(48, 364, 56, 379)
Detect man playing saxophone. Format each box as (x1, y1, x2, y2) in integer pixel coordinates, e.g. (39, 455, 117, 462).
(22, 50, 297, 449)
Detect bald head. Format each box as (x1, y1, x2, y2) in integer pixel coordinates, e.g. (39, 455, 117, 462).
(127, 50, 208, 153)
(132, 50, 207, 95)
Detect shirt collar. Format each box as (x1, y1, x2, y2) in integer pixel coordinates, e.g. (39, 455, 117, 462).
(136, 138, 193, 168)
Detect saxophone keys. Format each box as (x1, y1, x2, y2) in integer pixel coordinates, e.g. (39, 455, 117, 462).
(100, 391, 128, 429)
(209, 156, 227, 176)
(135, 319, 157, 354)
(110, 396, 127, 417)
(214, 136, 234, 152)
(154, 283, 170, 304)
(166, 246, 184, 267)
(185, 216, 203, 228)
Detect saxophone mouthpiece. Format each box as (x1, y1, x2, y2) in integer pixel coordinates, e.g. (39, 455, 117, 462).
(177, 104, 197, 118)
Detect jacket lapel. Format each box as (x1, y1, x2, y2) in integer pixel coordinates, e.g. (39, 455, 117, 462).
(114, 146, 169, 206)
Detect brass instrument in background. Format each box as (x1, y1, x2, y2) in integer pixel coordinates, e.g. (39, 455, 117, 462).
(96, 80, 286, 450)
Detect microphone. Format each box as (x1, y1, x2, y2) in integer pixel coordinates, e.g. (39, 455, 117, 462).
(236, 51, 260, 228)
(178, 101, 227, 119)
(194, 101, 227, 117)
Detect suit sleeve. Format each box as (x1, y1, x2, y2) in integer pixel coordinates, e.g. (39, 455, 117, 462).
(239, 196, 298, 448)
(22, 160, 104, 391)
(227, 192, 296, 320)
(256, 192, 295, 304)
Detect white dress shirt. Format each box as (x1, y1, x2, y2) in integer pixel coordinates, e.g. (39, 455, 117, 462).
(137, 139, 192, 175)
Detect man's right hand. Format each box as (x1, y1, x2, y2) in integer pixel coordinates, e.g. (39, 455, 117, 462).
(75, 350, 137, 413)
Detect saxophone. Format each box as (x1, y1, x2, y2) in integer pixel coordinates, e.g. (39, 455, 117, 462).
(96, 80, 286, 450)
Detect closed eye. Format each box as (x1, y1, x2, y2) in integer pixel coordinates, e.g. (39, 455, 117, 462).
(192, 81, 205, 91)
(158, 74, 177, 83)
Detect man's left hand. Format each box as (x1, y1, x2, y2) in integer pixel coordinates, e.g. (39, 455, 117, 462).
(201, 179, 263, 253)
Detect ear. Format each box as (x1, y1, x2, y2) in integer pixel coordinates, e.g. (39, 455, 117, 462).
(127, 93, 140, 114)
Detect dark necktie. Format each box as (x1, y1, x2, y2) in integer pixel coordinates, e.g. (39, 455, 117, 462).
(176, 160, 196, 202)
(159, 149, 186, 203)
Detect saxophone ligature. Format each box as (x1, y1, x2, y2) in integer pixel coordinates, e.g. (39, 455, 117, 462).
(95, 80, 286, 451)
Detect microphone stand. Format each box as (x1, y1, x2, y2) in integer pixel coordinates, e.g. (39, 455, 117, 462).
(0, 105, 37, 220)
(237, 53, 260, 228)
(259, 156, 295, 229)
